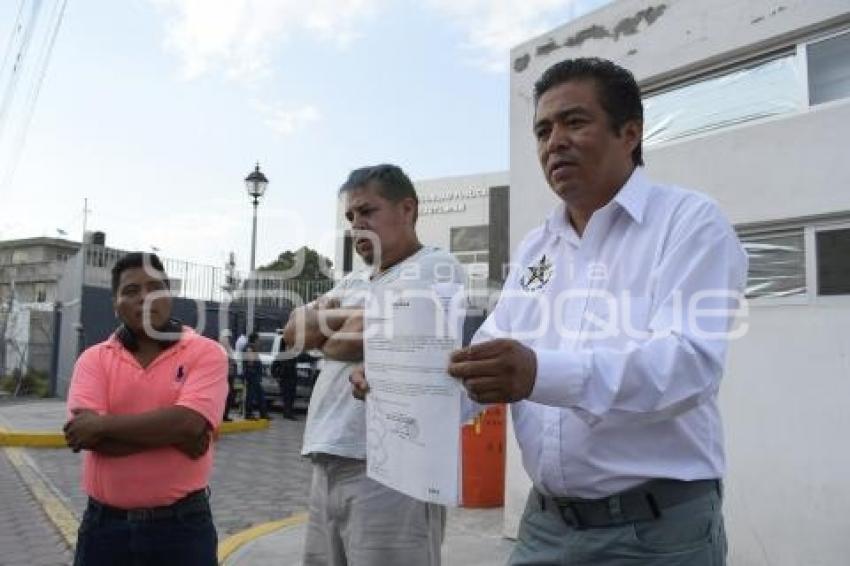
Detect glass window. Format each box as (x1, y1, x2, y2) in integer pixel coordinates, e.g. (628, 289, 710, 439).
(816, 228, 850, 295)
(644, 55, 803, 147)
(739, 230, 806, 299)
(808, 30, 850, 105)
(450, 225, 489, 253)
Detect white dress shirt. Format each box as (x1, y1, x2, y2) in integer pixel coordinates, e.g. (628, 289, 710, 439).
(473, 167, 748, 498)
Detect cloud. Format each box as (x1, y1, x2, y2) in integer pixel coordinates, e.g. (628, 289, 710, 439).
(427, 0, 613, 72)
(253, 100, 322, 136)
(150, 0, 613, 81)
(151, 0, 381, 81)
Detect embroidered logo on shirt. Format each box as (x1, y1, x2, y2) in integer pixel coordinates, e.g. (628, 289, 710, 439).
(175, 365, 187, 383)
(520, 255, 554, 292)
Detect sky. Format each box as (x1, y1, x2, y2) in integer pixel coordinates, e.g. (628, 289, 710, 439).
(0, 0, 610, 272)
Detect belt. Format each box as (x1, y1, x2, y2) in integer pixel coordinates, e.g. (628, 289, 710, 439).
(536, 479, 721, 530)
(88, 488, 210, 522)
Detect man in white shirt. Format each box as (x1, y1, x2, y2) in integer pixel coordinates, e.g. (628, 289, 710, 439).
(284, 164, 461, 566)
(448, 58, 748, 565)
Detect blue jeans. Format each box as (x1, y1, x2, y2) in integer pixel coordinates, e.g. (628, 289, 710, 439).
(73, 499, 217, 566)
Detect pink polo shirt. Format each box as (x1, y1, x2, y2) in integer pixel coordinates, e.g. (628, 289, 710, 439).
(67, 328, 228, 509)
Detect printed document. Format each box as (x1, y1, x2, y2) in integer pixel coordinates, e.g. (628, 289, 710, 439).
(364, 282, 465, 505)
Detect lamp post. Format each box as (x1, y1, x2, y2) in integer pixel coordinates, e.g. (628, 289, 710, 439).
(244, 163, 268, 335)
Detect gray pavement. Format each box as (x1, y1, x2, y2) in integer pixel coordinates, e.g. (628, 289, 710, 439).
(0, 449, 73, 565)
(224, 507, 514, 566)
(0, 398, 516, 565)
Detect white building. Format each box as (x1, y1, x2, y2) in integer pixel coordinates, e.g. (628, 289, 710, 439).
(508, 0, 850, 564)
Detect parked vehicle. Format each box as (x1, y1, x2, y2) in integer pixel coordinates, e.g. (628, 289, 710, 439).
(254, 331, 319, 412)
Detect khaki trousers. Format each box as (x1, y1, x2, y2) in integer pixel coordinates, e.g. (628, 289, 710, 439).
(303, 455, 446, 566)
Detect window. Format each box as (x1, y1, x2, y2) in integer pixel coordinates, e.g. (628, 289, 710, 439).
(35, 284, 47, 303)
(808, 30, 850, 106)
(643, 55, 802, 147)
(450, 225, 489, 253)
(816, 228, 850, 295)
(739, 230, 806, 299)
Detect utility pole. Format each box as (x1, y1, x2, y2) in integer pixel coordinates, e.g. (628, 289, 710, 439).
(75, 197, 89, 355)
(0, 273, 14, 377)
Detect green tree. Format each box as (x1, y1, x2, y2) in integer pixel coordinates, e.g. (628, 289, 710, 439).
(258, 246, 333, 280)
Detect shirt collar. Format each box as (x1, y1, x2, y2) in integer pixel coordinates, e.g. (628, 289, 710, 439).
(612, 166, 650, 225)
(105, 325, 192, 351)
(543, 166, 650, 237)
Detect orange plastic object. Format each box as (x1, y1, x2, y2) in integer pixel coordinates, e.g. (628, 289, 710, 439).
(461, 404, 506, 507)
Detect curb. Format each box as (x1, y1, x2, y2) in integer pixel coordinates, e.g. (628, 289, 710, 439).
(218, 512, 308, 564)
(0, 419, 270, 448)
(3, 445, 79, 549)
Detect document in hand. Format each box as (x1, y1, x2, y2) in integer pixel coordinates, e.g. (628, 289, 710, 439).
(364, 281, 466, 506)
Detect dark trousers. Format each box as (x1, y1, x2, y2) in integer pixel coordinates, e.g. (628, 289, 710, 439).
(223, 374, 236, 420)
(73, 497, 217, 566)
(280, 377, 297, 417)
(510, 485, 726, 565)
(244, 375, 267, 417)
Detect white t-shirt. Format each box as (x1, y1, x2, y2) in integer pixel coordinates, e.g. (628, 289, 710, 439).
(302, 246, 464, 459)
(234, 333, 248, 375)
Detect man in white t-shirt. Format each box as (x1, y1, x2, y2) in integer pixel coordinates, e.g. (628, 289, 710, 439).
(283, 164, 462, 566)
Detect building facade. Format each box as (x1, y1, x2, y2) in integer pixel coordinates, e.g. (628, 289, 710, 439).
(0, 237, 79, 304)
(508, 1, 850, 564)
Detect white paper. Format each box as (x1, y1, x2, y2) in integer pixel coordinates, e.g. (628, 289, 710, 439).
(364, 282, 465, 506)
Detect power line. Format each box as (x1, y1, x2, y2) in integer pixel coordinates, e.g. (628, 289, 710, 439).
(0, 0, 68, 193)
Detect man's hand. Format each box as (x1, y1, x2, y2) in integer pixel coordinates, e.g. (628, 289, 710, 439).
(174, 428, 212, 460)
(349, 366, 369, 401)
(448, 339, 537, 404)
(63, 409, 104, 452)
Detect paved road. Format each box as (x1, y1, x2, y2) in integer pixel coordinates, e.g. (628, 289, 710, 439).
(0, 450, 73, 566)
(1, 411, 313, 565)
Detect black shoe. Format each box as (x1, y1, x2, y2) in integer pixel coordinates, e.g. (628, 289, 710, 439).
(245, 414, 257, 420)
(283, 413, 297, 421)
(223, 416, 233, 422)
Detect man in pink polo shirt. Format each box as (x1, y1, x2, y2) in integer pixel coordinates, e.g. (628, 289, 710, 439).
(64, 252, 227, 566)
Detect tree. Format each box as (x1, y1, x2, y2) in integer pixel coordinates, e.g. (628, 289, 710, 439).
(258, 246, 333, 280)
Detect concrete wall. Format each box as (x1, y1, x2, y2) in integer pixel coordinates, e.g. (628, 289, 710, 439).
(507, 0, 850, 562)
(722, 304, 850, 565)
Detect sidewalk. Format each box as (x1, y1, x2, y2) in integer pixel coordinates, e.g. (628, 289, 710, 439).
(223, 506, 515, 566)
(0, 398, 67, 431)
(1, 399, 517, 564)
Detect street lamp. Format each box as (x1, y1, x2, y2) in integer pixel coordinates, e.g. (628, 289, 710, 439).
(244, 163, 268, 335)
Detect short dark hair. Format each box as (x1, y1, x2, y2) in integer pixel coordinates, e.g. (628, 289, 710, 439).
(339, 164, 419, 223)
(248, 332, 259, 343)
(534, 57, 644, 166)
(111, 252, 169, 295)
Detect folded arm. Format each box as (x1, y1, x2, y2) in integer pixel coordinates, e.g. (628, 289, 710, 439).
(282, 295, 360, 352)
(321, 310, 364, 362)
(64, 407, 211, 459)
